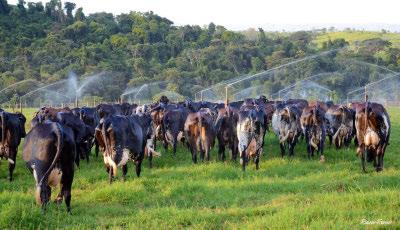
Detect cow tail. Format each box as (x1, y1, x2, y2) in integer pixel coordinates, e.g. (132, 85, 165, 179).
(38, 123, 63, 188)
(102, 120, 117, 176)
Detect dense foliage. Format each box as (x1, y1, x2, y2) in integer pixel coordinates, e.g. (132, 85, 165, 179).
(1, 0, 400, 101)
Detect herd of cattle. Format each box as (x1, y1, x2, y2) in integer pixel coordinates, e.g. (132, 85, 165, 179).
(0, 95, 391, 213)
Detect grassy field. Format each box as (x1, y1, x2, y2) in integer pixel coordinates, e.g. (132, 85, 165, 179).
(0, 107, 399, 229)
(314, 31, 400, 48)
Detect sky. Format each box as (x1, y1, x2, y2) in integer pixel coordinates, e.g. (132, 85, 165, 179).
(8, 0, 400, 31)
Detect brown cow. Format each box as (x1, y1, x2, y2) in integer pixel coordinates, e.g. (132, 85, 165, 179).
(301, 105, 326, 161)
(355, 102, 390, 172)
(184, 108, 216, 163)
(31, 107, 72, 127)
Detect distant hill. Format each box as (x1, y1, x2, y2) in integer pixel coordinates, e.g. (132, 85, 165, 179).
(314, 31, 400, 48)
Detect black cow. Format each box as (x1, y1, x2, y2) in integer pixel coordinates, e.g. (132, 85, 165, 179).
(161, 108, 187, 155)
(96, 104, 120, 119)
(23, 122, 75, 213)
(95, 115, 144, 183)
(80, 107, 100, 157)
(214, 104, 239, 161)
(56, 112, 93, 166)
(0, 111, 26, 181)
(132, 112, 160, 168)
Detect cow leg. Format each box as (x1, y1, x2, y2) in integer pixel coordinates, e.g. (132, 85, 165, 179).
(377, 154, 384, 172)
(206, 146, 210, 162)
(218, 142, 225, 161)
(354, 136, 359, 147)
(231, 140, 238, 161)
(163, 139, 168, 152)
(376, 147, 384, 172)
(42, 185, 52, 213)
(320, 140, 325, 160)
(203, 140, 210, 162)
(62, 182, 72, 214)
(191, 146, 197, 164)
(109, 167, 114, 184)
(60, 167, 73, 214)
(361, 145, 367, 173)
(95, 141, 99, 158)
(288, 142, 294, 157)
(172, 138, 177, 156)
(148, 151, 153, 169)
(328, 135, 332, 146)
(135, 160, 142, 177)
(8, 149, 16, 182)
(280, 143, 285, 158)
(254, 152, 260, 170)
(240, 150, 247, 171)
(55, 183, 64, 205)
(196, 138, 204, 162)
(238, 135, 251, 171)
(122, 164, 128, 181)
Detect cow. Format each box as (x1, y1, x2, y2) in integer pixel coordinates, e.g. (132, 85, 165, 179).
(325, 105, 354, 148)
(23, 122, 75, 213)
(214, 104, 239, 161)
(132, 112, 160, 168)
(34, 107, 72, 124)
(161, 108, 187, 155)
(80, 107, 100, 157)
(56, 112, 94, 165)
(0, 111, 26, 181)
(96, 104, 120, 119)
(95, 115, 144, 183)
(184, 108, 216, 163)
(301, 105, 327, 162)
(273, 105, 302, 157)
(355, 102, 390, 172)
(236, 99, 267, 171)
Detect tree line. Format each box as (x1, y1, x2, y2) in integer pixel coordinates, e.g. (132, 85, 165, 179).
(1, 0, 400, 102)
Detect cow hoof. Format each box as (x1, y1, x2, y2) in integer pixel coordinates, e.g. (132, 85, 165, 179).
(376, 167, 383, 172)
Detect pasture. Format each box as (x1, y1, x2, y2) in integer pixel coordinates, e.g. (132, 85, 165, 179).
(0, 107, 399, 229)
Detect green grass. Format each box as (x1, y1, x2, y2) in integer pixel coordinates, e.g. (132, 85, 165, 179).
(0, 108, 399, 229)
(314, 31, 400, 48)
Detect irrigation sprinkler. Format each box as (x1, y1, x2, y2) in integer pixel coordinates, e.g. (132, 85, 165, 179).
(75, 95, 79, 108)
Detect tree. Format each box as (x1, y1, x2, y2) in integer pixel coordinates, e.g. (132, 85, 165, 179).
(0, 0, 10, 14)
(74, 7, 85, 21)
(64, 2, 76, 21)
(17, 0, 25, 13)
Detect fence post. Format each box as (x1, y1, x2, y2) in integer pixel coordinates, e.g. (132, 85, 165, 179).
(19, 97, 22, 113)
(225, 86, 228, 104)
